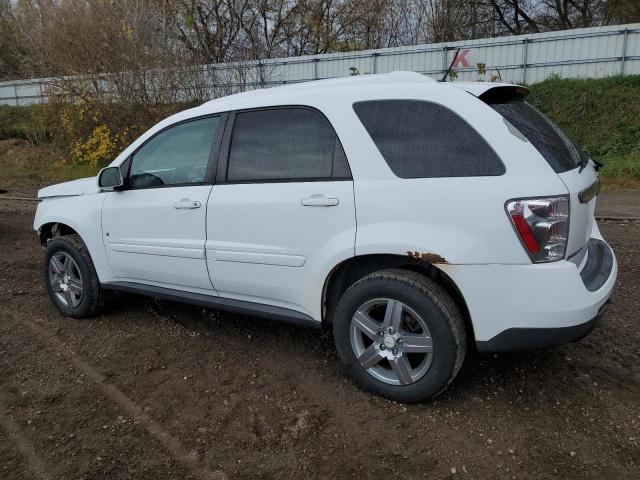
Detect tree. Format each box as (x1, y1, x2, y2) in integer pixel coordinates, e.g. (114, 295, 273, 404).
(1, 0, 638, 87)
(0, 0, 28, 80)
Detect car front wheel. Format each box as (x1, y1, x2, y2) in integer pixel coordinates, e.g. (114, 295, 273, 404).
(333, 269, 466, 403)
(43, 234, 105, 318)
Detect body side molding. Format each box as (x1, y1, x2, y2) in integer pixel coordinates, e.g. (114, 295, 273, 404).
(102, 281, 320, 328)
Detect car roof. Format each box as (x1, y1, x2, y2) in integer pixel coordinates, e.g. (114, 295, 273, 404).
(198, 71, 523, 113)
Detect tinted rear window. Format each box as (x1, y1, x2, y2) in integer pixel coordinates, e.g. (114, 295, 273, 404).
(487, 99, 582, 173)
(227, 108, 351, 182)
(353, 100, 504, 178)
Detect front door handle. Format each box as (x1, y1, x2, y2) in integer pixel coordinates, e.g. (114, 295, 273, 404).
(173, 199, 201, 209)
(301, 195, 339, 207)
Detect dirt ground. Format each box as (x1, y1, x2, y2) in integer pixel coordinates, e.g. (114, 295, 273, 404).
(0, 199, 639, 480)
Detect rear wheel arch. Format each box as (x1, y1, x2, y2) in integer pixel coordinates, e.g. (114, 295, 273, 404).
(322, 254, 475, 344)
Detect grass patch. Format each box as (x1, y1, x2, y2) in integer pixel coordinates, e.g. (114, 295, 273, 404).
(0, 104, 50, 144)
(0, 138, 99, 195)
(528, 75, 640, 184)
(0, 164, 99, 194)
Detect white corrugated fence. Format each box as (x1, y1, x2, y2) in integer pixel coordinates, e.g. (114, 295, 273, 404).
(1, 23, 639, 106)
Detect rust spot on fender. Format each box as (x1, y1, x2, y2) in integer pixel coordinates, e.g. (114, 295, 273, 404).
(406, 251, 447, 264)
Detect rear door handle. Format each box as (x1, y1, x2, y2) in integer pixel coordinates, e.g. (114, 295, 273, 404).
(301, 195, 339, 207)
(173, 199, 201, 209)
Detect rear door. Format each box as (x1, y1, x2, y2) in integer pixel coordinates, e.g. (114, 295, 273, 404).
(102, 115, 224, 291)
(205, 107, 356, 315)
(486, 96, 597, 257)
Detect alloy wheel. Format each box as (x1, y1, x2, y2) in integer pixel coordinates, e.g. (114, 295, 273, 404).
(349, 298, 434, 386)
(48, 251, 83, 308)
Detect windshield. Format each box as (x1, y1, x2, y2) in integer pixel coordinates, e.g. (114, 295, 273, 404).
(487, 98, 584, 173)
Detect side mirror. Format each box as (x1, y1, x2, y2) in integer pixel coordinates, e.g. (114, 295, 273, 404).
(98, 166, 124, 191)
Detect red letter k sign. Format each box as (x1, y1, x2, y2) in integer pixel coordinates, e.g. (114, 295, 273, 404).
(452, 49, 471, 68)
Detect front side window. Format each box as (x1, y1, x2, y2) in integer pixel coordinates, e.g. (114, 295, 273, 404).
(353, 100, 505, 178)
(129, 116, 220, 188)
(226, 108, 351, 182)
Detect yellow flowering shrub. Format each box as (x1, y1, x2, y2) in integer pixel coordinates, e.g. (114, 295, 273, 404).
(69, 124, 129, 168)
(38, 98, 185, 169)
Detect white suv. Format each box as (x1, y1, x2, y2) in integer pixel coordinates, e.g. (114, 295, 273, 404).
(34, 72, 616, 402)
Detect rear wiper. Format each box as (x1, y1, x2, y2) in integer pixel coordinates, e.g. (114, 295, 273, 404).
(577, 157, 589, 172)
(578, 157, 603, 173)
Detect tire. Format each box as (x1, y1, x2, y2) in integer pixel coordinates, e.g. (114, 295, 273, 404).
(43, 234, 105, 318)
(333, 269, 466, 403)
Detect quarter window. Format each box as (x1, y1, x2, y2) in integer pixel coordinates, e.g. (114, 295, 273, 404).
(129, 116, 220, 188)
(226, 108, 350, 182)
(353, 100, 505, 178)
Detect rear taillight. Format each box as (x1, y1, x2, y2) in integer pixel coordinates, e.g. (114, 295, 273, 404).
(506, 196, 569, 262)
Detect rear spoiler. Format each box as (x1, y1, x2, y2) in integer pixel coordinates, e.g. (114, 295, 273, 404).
(478, 86, 530, 103)
(449, 82, 530, 101)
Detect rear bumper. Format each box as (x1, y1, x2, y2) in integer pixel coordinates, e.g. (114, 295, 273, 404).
(475, 297, 611, 352)
(438, 234, 617, 352)
(579, 238, 614, 292)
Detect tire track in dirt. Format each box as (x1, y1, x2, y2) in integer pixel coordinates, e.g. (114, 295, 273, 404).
(20, 316, 228, 480)
(3, 204, 640, 479)
(0, 394, 51, 480)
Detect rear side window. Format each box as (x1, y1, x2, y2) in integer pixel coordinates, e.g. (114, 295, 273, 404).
(226, 108, 351, 182)
(353, 100, 504, 178)
(487, 99, 582, 173)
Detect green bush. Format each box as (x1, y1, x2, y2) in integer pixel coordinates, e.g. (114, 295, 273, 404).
(0, 104, 50, 144)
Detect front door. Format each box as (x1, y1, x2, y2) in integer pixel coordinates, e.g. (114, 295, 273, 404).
(206, 107, 356, 315)
(102, 115, 223, 291)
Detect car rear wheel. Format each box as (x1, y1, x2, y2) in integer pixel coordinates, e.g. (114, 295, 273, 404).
(333, 269, 466, 403)
(43, 234, 105, 318)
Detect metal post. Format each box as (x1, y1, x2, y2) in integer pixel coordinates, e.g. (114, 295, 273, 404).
(620, 29, 629, 75)
(313, 57, 318, 80)
(372, 52, 378, 74)
(13, 84, 18, 106)
(442, 45, 448, 77)
(522, 38, 528, 84)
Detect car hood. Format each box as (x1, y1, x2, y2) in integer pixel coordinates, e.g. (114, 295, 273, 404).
(37, 177, 98, 199)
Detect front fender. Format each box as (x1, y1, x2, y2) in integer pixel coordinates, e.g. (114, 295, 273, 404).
(34, 194, 114, 282)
